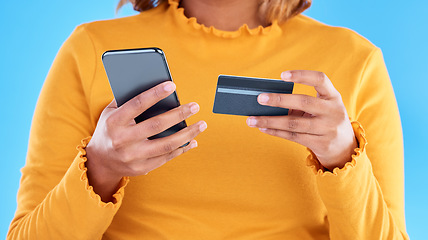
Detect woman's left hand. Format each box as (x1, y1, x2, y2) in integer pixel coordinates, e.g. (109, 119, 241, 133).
(246, 70, 358, 170)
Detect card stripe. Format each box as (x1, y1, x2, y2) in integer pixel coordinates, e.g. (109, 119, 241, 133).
(217, 87, 265, 96)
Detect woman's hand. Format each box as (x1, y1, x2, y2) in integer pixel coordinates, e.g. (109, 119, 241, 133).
(246, 70, 357, 171)
(86, 81, 207, 202)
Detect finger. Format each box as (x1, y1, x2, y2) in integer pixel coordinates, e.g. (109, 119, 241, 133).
(281, 70, 340, 99)
(130, 102, 200, 140)
(247, 116, 325, 135)
(258, 93, 330, 116)
(133, 140, 198, 176)
(112, 81, 176, 125)
(259, 128, 322, 151)
(145, 121, 207, 158)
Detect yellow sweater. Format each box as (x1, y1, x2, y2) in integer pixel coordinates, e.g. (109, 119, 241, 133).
(8, 0, 408, 239)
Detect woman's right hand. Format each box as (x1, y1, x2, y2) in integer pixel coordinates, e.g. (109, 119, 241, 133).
(85, 81, 207, 202)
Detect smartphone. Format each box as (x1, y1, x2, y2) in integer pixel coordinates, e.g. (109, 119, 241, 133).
(102, 47, 187, 140)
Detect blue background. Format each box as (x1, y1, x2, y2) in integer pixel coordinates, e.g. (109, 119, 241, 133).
(1, 0, 427, 238)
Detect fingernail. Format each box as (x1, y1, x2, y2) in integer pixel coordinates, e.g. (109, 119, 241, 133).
(164, 82, 175, 92)
(199, 121, 207, 132)
(190, 103, 200, 114)
(190, 140, 198, 149)
(258, 94, 269, 104)
(246, 117, 257, 127)
(281, 72, 292, 80)
(259, 128, 267, 132)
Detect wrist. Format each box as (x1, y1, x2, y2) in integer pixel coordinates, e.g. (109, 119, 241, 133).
(323, 137, 358, 171)
(324, 146, 357, 171)
(85, 143, 122, 202)
(313, 120, 365, 172)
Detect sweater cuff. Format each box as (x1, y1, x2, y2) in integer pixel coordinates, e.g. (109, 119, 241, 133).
(306, 120, 374, 208)
(75, 137, 130, 207)
(43, 137, 131, 238)
(306, 120, 368, 176)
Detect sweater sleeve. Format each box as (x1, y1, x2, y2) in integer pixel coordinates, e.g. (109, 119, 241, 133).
(7, 25, 129, 240)
(307, 48, 409, 239)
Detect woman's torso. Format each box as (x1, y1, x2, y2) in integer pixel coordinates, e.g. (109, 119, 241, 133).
(77, 1, 375, 238)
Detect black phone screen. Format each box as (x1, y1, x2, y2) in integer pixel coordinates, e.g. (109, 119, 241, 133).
(102, 48, 187, 140)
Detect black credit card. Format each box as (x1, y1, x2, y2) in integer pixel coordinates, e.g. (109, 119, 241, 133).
(212, 75, 294, 116)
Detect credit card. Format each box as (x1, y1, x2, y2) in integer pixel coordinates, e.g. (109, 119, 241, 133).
(212, 75, 294, 116)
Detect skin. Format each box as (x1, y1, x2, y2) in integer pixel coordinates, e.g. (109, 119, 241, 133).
(86, 82, 207, 202)
(86, 0, 357, 202)
(247, 71, 358, 170)
(180, 0, 267, 30)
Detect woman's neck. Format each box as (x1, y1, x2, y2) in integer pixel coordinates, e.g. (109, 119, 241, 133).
(179, 0, 267, 31)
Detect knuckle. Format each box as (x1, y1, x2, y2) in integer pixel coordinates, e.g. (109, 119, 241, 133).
(146, 145, 159, 157)
(317, 99, 330, 113)
(292, 70, 302, 78)
(263, 117, 270, 127)
(300, 96, 312, 107)
(317, 72, 326, 83)
(121, 163, 134, 175)
(110, 137, 123, 151)
(105, 115, 117, 129)
(162, 142, 175, 153)
(288, 118, 299, 130)
(264, 128, 274, 135)
(257, 117, 268, 127)
(130, 162, 146, 175)
(121, 150, 134, 163)
(113, 129, 130, 146)
(179, 107, 187, 120)
(152, 86, 162, 99)
(148, 119, 163, 132)
(134, 94, 145, 109)
(275, 94, 283, 104)
(318, 99, 327, 109)
(288, 131, 299, 140)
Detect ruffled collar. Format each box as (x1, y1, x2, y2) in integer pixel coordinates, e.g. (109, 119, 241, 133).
(167, 0, 281, 38)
